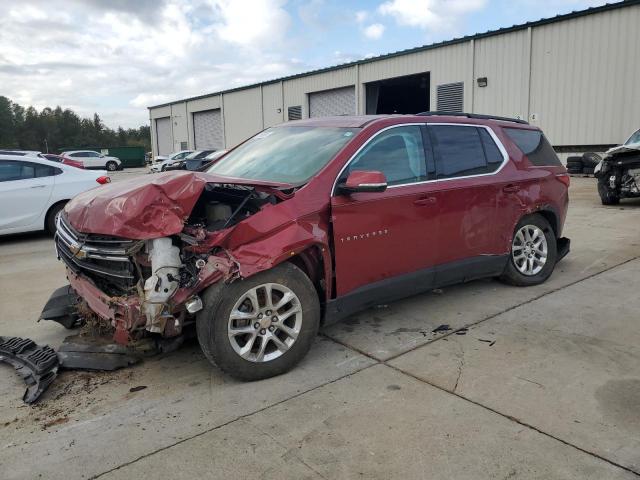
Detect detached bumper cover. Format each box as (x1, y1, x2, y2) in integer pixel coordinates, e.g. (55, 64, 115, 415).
(0, 337, 59, 404)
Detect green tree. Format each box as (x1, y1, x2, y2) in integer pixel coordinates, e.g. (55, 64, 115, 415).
(0, 97, 150, 152)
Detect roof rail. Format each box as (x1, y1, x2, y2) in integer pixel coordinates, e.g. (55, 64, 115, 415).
(416, 111, 529, 125)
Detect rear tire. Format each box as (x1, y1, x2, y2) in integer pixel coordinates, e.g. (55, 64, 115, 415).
(45, 202, 66, 234)
(106, 161, 118, 171)
(499, 214, 558, 287)
(196, 262, 320, 381)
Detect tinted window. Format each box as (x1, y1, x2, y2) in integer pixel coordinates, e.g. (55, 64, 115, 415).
(0, 161, 57, 181)
(504, 128, 561, 166)
(69, 152, 83, 157)
(430, 125, 490, 178)
(86, 151, 100, 157)
(347, 125, 427, 185)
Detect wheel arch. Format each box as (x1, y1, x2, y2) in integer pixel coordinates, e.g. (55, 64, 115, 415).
(44, 199, 69, 231)
(535, 207, 559, 238)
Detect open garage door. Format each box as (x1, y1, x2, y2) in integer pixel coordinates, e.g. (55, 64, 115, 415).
(309, 87, 355, 118)
(365, 73, 429, 114)
(193, 109, 223, 149)
(155, 117, 172, 156)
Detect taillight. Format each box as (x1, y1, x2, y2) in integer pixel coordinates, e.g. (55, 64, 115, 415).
(556, 173, 570, 187)
(96, 176, 111, 185)
(62, 157, 85, 169)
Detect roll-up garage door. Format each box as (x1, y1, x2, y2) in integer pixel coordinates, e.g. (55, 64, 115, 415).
(155, 117, 172, 156)
(309, 87, 355, 118)
(193, 109, 223, 149)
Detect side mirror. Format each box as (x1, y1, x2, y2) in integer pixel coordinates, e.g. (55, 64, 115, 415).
(337, 170, 387, 194)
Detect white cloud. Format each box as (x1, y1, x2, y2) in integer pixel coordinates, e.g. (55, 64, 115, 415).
(363, 23, 385, 39)
(355, 10, 368, 23)
(213, 0, 291, 48)
(0, 0, 302, 128)
(379, 0, 486, 31)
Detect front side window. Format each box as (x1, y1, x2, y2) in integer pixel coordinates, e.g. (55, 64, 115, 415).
(430, 125, 496, 178)
(208, 126, 358, 184)
(346, 125, 427, 186)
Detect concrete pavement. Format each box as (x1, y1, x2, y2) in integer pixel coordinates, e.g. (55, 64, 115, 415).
(1, 177, 639, 479)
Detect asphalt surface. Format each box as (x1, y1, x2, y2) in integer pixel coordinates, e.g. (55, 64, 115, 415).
(1, 174, 639, 479)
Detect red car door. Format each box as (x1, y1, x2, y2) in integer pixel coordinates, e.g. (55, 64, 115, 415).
(330, 124, 440, 298)
(427, 124, 506, 283)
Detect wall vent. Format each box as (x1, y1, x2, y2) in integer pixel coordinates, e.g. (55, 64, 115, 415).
(436, 82, 464, 113)
(287, 105, 302, 121)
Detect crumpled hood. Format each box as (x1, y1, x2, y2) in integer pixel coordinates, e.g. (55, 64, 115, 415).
(65, 171, 292, 239)
(606, 144, 640, 156)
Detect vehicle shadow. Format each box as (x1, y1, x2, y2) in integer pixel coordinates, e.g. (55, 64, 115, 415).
(0, 231, 52, 245)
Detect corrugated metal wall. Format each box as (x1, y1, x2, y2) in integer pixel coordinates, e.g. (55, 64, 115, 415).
(528, 6, 640, 146)
(148, 3, 640, 156)
(472, 29, 529, 120)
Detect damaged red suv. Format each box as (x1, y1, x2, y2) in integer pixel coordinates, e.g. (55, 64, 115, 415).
(49, 113, 570, 380)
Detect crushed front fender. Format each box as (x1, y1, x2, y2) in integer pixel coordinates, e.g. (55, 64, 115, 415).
(0, 336, 59, 404)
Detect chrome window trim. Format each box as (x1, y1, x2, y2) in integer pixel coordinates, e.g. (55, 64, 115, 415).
(331, 122, 510, 195)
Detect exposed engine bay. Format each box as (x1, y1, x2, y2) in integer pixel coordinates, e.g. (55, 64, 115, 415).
(50, 182, 285, 346)
(595, 147, 640, 204)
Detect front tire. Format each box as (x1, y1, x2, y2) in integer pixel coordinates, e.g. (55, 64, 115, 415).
(499, 214, 558, 286)
(597, 178, 620, 205)
(106, 161, 118, 171)
(196, 262, 320, 381)
(45, 202, 66, 234)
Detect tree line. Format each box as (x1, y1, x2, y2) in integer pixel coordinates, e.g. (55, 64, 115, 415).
(0, 96, 150, 153)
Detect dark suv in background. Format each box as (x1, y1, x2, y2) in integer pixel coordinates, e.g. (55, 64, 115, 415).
(47, 113, 570, 380)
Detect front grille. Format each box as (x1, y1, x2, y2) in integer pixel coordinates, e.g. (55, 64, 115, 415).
(55, 214, 143, 293)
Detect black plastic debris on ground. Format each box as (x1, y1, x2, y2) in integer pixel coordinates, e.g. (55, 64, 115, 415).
(0, 336, 59, 404)
(455, 328, 468, 335)
(129, 385, 147, 393)
(432, 324, 452, 333)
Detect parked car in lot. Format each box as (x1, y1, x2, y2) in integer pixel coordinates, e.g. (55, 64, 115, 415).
(0, 150, 44, 157)
(595, 128, 640, 204)
(60, 150, 122, 171)
(187, 149, 228, 171)
(46, 113, 570, 380)
(42, 154, 63, 163)
(150, 150, 194, 172)
(164, 149, 220, 171)
(0, 154, 111, 236)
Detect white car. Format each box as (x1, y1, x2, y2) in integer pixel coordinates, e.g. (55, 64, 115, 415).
(150, 150, 194, 173)
(0, 155, 111, 236)
(60, 150, 122, 171)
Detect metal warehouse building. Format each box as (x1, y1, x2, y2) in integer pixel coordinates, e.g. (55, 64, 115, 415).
(149, 1, 640, 160)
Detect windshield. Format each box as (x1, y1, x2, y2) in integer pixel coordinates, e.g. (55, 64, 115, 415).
(625, 129, 640, 146)
(207, 126, 358, 184)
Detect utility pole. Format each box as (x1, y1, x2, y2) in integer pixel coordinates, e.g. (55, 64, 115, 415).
(44, 138, 49, 153)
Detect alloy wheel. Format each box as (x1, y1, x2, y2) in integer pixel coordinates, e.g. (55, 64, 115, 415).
(512, 224, 548, 276)
(227, 283, 302, 362)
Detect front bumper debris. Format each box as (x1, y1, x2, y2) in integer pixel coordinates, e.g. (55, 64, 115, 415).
(0, 337, 59, 404)
(39, 285, 81, 329)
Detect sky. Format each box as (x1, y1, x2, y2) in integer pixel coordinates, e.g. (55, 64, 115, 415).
(0, 0, 610, 129)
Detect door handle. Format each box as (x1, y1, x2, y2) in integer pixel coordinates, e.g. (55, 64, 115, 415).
(414, 196, 437, 206)
(502, 184, 520, 193)
(30, 185, 47, 189)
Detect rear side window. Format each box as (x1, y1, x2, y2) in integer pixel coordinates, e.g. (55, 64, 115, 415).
(0, 161, 60, 181)
(429, 125, 504, 179)
(504, 128, 561, 166)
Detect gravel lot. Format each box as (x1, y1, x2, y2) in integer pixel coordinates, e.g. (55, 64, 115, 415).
(1, 175, 639, 479)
